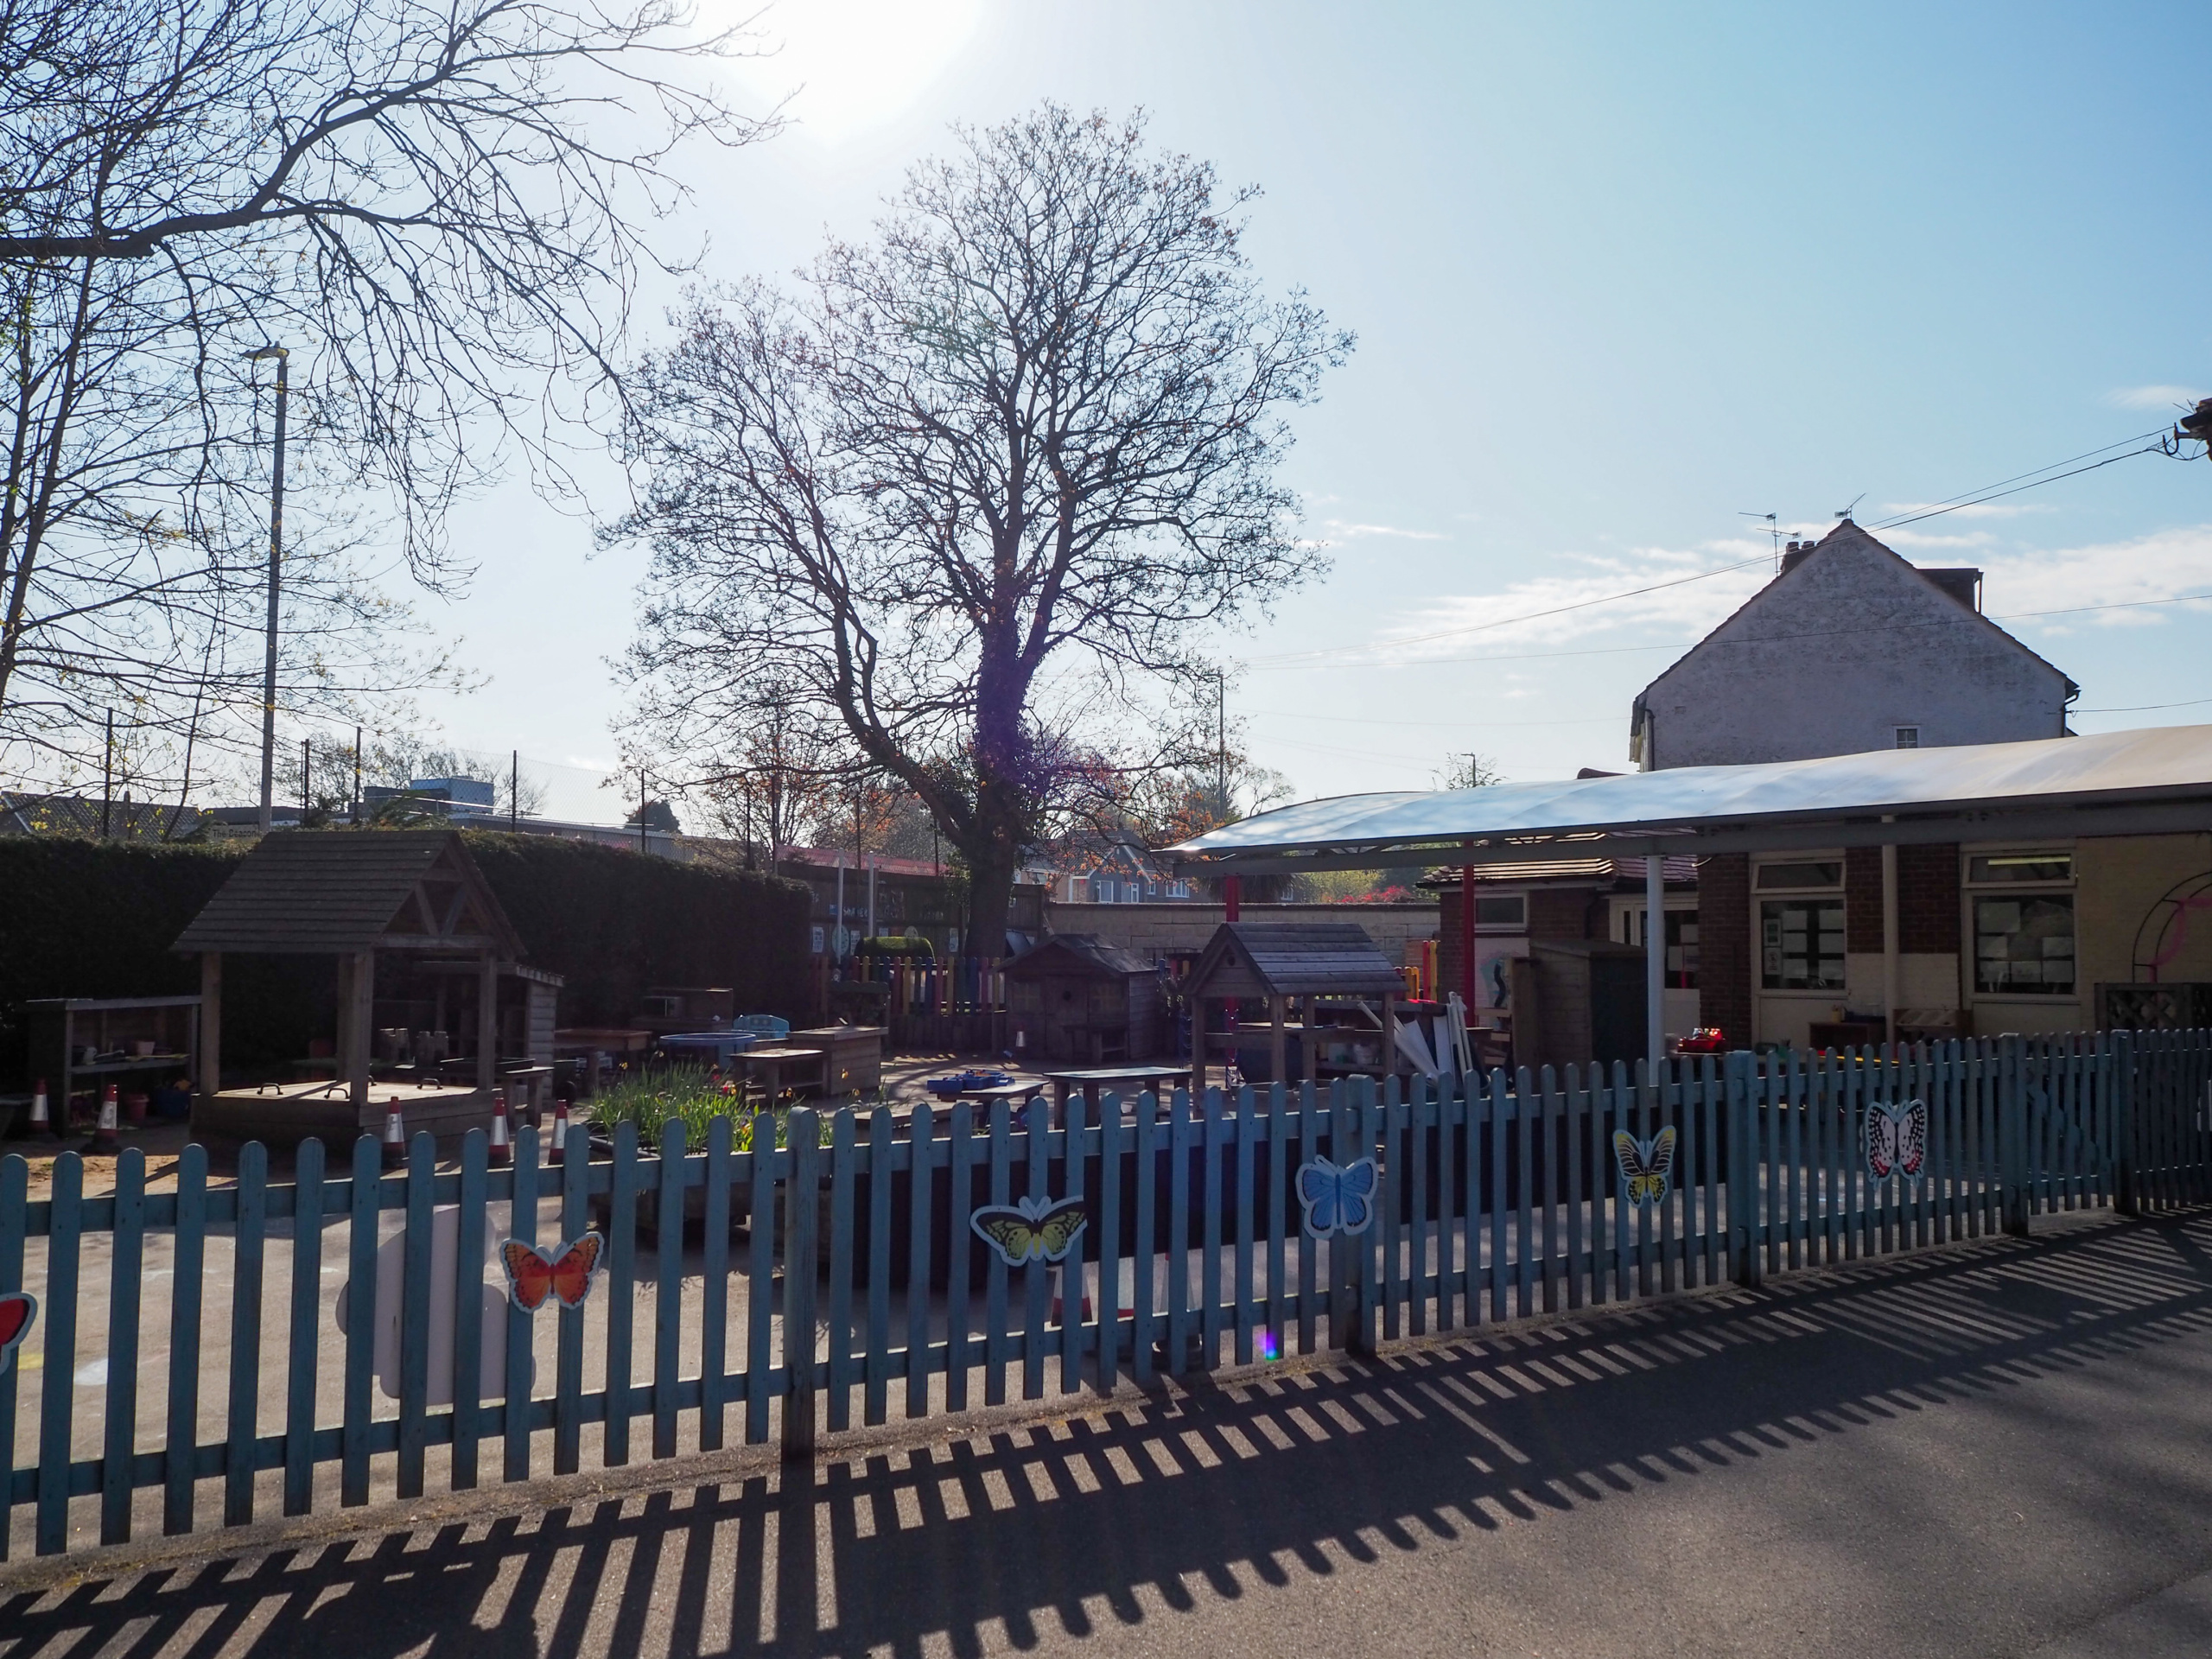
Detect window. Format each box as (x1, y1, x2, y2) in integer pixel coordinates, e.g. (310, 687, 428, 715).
(1895, 726, 1920, 748)
(1973, 896, 2075, 995)
(1473, 895, 1526, 927)
(1762, 899, 1846, 990)
(1967, 853, 2072, 884)
(1966, 849, 2075, 995)
(1622, 906, 1700, 988)
(1755, 861, 1843, 890)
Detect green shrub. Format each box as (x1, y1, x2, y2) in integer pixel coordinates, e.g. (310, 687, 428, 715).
(587, 1064, 831, 1149)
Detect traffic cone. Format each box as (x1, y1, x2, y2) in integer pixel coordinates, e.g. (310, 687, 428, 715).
(26, 1078, 52, 1138)
(92, 1084, 120, 1154)
(488, 1088, 512, 1166)
(550, 1097, 569, 1166)
(381, 1098, 407, 1168)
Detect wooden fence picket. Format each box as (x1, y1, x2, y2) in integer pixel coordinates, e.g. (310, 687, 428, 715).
(13, 1028, 2212, 1558)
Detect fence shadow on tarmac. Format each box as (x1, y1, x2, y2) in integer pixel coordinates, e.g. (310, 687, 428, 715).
(5, 1211, 2212, 1658)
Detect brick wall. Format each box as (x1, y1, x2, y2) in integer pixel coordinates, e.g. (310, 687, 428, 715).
(1844, 843, 1961, 954)
(1700, 854, 1751, 1044)
(1847, 846, 1885, 953)
(1436, 885, 1603, 1001)
(1900, 843, 1961, 953)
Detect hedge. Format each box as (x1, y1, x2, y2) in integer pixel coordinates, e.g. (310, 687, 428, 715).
(460, 832, 811, 1030)
(0, 830, 812, 1090)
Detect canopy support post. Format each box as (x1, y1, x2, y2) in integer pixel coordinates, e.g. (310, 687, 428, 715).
(198, 952, 223, 1098)
(1645, 854, 1666, 1071)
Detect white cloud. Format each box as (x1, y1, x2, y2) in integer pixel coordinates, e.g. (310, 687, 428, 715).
(2105, 385, 2203, 410)
(1319, 519, 1449, 542)
(1374, 544, 1770, 658)
(1983, 525, 2212, 627)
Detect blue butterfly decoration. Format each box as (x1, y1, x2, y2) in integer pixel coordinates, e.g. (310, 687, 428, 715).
(1296, 1155, 1380, 1239)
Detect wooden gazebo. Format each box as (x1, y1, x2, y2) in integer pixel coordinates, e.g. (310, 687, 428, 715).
(1183, 922, 1408, 1090)
(175, 830, 530, 1146)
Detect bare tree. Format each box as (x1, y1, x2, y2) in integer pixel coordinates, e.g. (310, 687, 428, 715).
(611, 105, 1350, 951)
(1434, 752, 1506, 791)
(0, 0, 773, 792)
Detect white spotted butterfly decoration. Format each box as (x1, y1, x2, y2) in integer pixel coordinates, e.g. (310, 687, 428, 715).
(1296, 1155, 1379, 1239)
(1866, 1100, 1928, 1185)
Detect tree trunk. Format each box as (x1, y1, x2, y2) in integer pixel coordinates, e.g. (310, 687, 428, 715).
(964, 845, 1018, 963)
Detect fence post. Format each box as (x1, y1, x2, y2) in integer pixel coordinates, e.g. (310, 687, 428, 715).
(1327, 1080, 1367, 1356)
(1999, 1033, 2030, 1236)
(1725, 1050, 1758, 1287)
(781, 1109, 821, 1462)
(2113, 1028, 2139, 1217)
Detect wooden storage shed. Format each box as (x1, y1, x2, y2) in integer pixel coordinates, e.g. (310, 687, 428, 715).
(1183, 922, 1408, 1090)
(1005, 934, 1160, 1064)
(175, 830, 549, 1146)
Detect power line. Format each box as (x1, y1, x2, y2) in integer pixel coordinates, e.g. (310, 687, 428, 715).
(1242, 554, 1772, 668)
(1871, 441, 2167, 531)
(1243, 586, 2212, 674)
(1867, 427, 2170, 530)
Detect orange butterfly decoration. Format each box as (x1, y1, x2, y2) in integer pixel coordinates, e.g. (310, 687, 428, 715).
(499, 1234, 604, 1312)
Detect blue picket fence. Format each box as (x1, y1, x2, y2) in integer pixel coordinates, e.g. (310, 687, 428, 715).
(3, 1027, 2209, 1557)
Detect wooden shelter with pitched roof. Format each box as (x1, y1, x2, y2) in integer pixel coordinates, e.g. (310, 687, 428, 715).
(1181, 922, 1408, 1090)
(175, 830, 545, 1145)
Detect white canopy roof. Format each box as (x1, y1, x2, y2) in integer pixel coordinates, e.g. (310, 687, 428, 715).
(1169, 724, 2212, 874)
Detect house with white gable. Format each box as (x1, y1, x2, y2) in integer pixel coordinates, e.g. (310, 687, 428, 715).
(1440, 518, 2212, 1058)
(1629, 518, 2075, 770)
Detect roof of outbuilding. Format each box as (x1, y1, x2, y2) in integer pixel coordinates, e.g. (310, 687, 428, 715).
(174, 830, 523, 956)
(1186, 922, 1405, 998)
(1007, 933, 1156, 977)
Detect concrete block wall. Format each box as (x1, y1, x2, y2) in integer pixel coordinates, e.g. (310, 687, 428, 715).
(1045, 901, 1440, 963)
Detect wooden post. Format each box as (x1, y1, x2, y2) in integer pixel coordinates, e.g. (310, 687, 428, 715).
(1270, 995, 1287, 1090)
(1381, 987, 1396, 1081)
(344, 950, 374, 1112)
(199, 952, 223, 1097)
(478, 953, 499, 1093)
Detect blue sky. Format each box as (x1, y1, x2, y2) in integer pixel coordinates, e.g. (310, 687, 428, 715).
(421, 0, 2212, 822)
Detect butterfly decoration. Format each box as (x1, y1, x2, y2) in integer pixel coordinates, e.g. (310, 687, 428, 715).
(0, 1291, 35, 1376)
(1612, 1127, 1678, 1207)
(1866, 1100, 1929, 1184)
(1296, 1155, 1380, 1239)
(969, 1195, 1088, 1268)
(499, 1234, 605, 1313)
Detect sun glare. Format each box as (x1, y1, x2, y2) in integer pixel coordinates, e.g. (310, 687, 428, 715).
(725, 0, 985, 144)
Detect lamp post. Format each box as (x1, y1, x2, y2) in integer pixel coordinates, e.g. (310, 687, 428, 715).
(243, 345, 289, 831)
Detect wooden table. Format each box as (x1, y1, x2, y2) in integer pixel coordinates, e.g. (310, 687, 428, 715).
(741, 1045, 826, 1102)
(1039, 1065, 1192, 1120)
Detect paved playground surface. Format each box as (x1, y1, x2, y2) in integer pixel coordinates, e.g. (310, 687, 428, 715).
(4, 1208, 2212, 1657)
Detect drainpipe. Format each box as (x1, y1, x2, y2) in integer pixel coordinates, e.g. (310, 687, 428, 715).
(1646, 853, 1666, 1070)
(1882, 822, 1901, 1044)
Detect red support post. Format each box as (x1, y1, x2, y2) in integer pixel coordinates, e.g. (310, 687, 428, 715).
(1460, 860, 1477, 1014)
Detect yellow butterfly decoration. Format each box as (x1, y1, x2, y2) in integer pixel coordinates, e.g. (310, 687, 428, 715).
(969, 1196, 1088, 1267)
(1612, 1126, 1679, 1207)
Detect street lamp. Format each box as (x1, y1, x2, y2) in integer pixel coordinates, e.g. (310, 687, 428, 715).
(242, 344, 289, 831)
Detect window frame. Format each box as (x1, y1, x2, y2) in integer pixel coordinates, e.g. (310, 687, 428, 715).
(1752, 852, 1847, 995)
(1962, 846, 2076, 1001)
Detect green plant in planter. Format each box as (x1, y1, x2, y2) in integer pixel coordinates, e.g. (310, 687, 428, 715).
(587, 1065, 834, 1150)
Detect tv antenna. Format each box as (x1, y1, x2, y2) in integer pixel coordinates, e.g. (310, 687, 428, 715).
(1835, 493, 1866, 523)
(1738, 511, 1781, 570)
